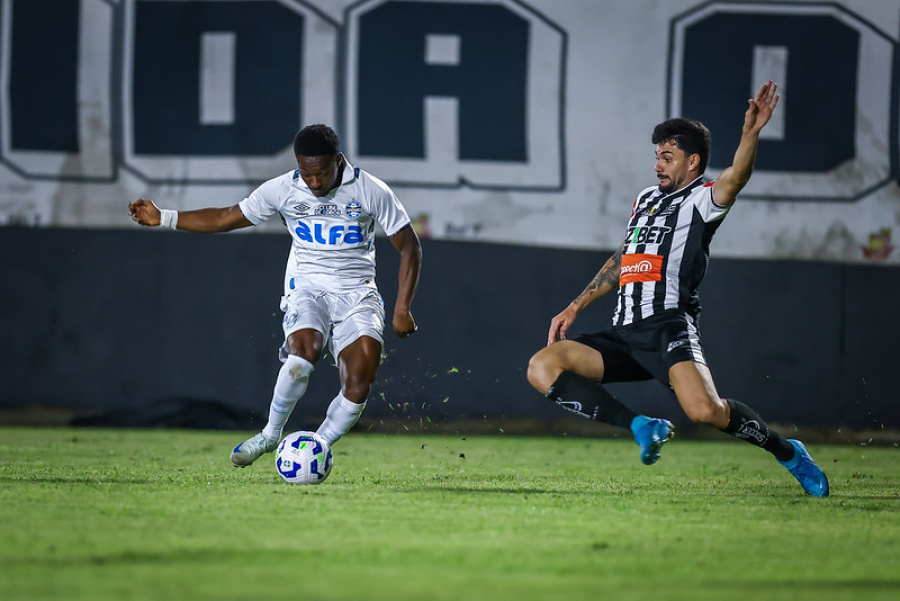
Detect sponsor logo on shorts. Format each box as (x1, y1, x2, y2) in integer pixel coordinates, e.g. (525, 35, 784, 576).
(666, 339, 690, 353)
(283, 312, 299, 329)
(619, 253, 663, 285)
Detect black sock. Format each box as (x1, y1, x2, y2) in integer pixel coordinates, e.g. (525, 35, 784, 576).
(722, 399, 794, 462)
(546, 371, 638, 430)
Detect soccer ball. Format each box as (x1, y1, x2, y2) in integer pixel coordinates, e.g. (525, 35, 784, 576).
(274, 431, 333, 485)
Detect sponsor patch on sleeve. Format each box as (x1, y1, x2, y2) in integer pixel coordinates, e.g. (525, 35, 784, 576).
(619, 253, 663, 286)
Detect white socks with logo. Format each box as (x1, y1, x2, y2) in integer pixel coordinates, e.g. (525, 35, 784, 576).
(261, 354, 314, 441)
(316, 392, 366, 445)
(259, 355, 365, 445)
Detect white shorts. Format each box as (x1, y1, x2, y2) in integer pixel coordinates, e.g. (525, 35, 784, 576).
(278, 287, 385, 363)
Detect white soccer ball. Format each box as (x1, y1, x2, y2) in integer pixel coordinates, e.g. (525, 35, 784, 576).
(274, 431, 333, 485)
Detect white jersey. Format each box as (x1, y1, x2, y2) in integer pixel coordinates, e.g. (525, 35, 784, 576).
(239, 161, 411, 294)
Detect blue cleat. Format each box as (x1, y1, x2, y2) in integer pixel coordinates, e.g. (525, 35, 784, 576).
(631, 416, 674, 465)
(778, 439, 829, 497)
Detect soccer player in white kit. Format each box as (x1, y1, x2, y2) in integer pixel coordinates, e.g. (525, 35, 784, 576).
(128, 124, 421, 467)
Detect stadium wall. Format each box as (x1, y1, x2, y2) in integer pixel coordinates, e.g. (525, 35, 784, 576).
(2, 0, 900, 439)
(2, 0, 899, 265)
(1, 228, 897, 436)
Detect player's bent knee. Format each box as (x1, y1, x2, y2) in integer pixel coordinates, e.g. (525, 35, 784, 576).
(287, 337, 324, 364)
(342, 373, 376, 402)
(283, 354, 314, 382)
(342, 383, 371, 403)
(681, 397, 728, 426)
(526, 353, 557, 395)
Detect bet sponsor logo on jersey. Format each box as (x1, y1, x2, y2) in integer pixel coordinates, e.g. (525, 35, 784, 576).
(619, 253, 663, 286)
(626, 225, 672, 245)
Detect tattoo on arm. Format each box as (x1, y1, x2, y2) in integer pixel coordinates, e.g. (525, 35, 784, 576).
(579, 247, 623, 302)
(598, 247, 623, 289)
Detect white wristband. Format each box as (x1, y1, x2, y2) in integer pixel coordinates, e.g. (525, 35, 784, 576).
(159, 209, 178, 230)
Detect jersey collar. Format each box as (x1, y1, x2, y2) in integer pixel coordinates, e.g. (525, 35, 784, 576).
(338, 156, 357, 186)
(658, 176, 706, 200)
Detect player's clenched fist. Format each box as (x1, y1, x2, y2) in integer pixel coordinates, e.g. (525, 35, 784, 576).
(393, 310, 417, 338)
(127, 198, 161, 226)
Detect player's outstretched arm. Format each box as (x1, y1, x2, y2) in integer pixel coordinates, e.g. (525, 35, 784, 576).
(389, 224, 422, 338)
(712, 80, 780, 207)
(547, 244, 623, 345)
(127, 198, 253, 233)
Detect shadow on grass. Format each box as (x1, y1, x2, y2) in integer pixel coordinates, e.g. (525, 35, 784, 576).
(404, 485, 570, 495)
(0, 475, 161, 485)
(0, 548, 285, 568)
(727, 580, 900, 590)
(402, 484, 900, 505)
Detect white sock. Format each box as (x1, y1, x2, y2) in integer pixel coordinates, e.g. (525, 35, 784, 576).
(316, 392, 366, 445)
(261, 355, 314, 441)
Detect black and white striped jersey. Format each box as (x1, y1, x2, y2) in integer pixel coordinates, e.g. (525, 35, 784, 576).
(612, 177, 730, 326)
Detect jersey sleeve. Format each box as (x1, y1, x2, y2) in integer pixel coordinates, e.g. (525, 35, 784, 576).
(694, 181, 730, 223)
(365, 172, 411, 237)
(238, 176, 286, 225)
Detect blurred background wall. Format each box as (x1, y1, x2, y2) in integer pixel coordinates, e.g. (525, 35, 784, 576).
(1, 0, 898, 437)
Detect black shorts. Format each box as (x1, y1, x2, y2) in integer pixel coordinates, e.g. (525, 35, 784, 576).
(573, 310, 706, 386)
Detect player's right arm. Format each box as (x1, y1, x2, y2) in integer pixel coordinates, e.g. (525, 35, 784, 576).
(127, 198, 253, 233)
(547, 243, 624, 345)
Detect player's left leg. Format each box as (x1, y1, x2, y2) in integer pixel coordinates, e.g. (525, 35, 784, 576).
(668, 361, 828, 496)
(232, 290, 330, 467)
(316, 335, 382, 445)
(315, 289, 386, 445)
(529, 337, 673, 465)
(231, 329, 322, 467)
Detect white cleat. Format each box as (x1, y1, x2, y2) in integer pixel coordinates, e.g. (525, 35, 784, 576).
(231, 432, 279, 467)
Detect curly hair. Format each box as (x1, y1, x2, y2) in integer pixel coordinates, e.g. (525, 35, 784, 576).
(651, 118, 711, 174)
(293, 124, 341, 157)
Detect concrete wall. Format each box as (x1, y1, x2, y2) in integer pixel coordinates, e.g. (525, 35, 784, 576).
(2, 228, 897, 434)
(3, 0, 899, 265)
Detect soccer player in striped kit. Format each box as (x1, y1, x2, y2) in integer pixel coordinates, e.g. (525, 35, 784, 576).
(527, 81, 828, 496)
(128, 124, 421, 468)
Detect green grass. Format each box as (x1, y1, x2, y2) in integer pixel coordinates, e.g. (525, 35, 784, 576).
(0, 427, 898, 601)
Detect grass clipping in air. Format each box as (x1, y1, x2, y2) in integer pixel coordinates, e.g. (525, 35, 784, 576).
(0, 427, 898, 601)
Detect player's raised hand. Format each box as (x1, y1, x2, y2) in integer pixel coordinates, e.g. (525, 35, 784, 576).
(393, 309, 417, 338)
(127, 198, 162, 226)
(547, 304, 578, 346)
(744, 80, 779, 134)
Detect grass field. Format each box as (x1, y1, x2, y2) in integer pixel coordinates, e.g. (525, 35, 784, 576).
(0, 427, 897, 601)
